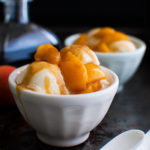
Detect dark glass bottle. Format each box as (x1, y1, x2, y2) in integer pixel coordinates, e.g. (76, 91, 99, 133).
(0, 0, 60, 64)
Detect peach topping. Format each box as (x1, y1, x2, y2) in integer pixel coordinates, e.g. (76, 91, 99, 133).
(85, 63, 106, 84)
(74, 27, 131, 53)
(22, 44, 109, 94)
(59, 52, 87, 91)
(34, 44, 60, 64)
(74, 33, 87, 45)
(61, 45, 99, 65)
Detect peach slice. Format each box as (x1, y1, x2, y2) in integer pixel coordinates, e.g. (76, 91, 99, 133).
(85, 63, 106, 84)
(112, 31, 129, 41)
(34, 44, 60, 64)
(60, 45, 100, 65)
(102, 31, 129, 45)
(74, 33, 87, 45)
(95, 27, 115, 38)
(97, 42, 110, 53)
(59, 52, 87, 91)
(79, 80, 102, 94)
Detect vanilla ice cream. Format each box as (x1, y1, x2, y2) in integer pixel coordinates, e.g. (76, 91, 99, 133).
(109, 40, 136, 52)
(16, 61, 69, 95)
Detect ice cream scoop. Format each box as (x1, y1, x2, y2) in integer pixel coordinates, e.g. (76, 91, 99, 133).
(73, 27, 137, 53)
(109, 40, 136, 52)
(16, 61, 69, 95)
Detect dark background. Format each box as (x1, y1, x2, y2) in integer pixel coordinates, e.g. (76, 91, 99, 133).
(0, 0, 149, 27)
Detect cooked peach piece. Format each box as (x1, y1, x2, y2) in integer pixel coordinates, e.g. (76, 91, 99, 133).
(97, 42, 110, 53)
(60, 45, 89, 59)
(61, 45, 99, 65)
(79, 80, 102, 94)
(74, 33, 87, 45)
(95, 27, 115, 38)
(34, 44, 60, 64)
(59, 52, 87, 91)
(85, 63, 106, 84)
(112, 32, 129, 41)
(102, 31, 129, 45)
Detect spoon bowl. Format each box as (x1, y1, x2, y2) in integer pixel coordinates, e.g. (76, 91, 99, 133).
(100, 130, 145, 150)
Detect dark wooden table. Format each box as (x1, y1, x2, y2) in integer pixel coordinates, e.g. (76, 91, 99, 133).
(0, 27, 150, 150)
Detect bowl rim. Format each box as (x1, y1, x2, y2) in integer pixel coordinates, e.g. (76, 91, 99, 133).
(64, 33, 146, 56)
(9, 64, 119, 98)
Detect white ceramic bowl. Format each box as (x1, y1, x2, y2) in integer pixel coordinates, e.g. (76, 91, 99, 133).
(9, 65, 118, 147)
(64, 33, 146, 92)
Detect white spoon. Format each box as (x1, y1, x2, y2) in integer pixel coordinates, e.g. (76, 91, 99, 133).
(136, 130, 150, 150)
(100, 130, 145, 150)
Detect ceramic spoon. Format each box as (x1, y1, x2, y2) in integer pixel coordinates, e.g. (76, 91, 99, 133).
(136, 130, 150, 150)
(100, 130, 145, 150)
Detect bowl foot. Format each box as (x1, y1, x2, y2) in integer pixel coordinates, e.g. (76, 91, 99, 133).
(117, 85, 124, 93)
(37, 132, 90, 147)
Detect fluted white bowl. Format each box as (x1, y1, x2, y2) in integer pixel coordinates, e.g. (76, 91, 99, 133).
(9, 65, 118, 147)
(64, 33, 146, 92)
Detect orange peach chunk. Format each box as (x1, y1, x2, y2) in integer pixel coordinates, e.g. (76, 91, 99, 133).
(102, 32, 129, 45)
(95, 27, 115, 38)
(85, 63, 106, 84)
(97, 42, 110, 53)
(74, 33, 87, 45)
(60, 45, 99, 65)
(79, 81, 102, 94)
(34, 44, 60, 64)
(59, 52, 87, 91)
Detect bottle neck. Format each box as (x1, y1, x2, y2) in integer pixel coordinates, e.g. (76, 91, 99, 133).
(4, 0, 29, 24)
